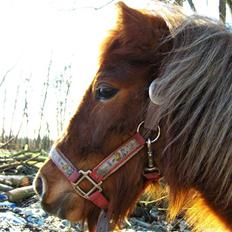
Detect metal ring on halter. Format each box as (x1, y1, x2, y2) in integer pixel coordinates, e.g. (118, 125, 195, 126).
(137, 121, 160, 143)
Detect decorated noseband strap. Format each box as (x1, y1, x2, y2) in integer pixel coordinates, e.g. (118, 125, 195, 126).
(49, 132, 146, 209)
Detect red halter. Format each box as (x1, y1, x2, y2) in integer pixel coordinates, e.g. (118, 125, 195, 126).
(49, 122, 161, 209)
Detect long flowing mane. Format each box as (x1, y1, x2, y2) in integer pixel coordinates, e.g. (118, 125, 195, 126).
(147, 15, 232, 230)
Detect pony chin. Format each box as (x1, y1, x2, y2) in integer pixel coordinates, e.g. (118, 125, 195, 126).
(62, 207, 84, 222)
(41, 190, 86, 222)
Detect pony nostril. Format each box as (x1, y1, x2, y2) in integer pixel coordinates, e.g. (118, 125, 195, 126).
(34, 176, 45, 198)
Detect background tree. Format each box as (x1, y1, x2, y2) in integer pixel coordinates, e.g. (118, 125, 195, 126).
(8, 83, 20, 139)
(0, 66, 15, 89)
(228, 0, 232, 12)
(1, 89, 7, 143)
(0, 0, 231, 151)
(219, 0, 226, 22)
(36, 59, 52, 148)
(16, 77, 30, 148)
(54, 64, 72, 136)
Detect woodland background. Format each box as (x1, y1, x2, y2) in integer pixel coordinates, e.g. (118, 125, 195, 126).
(0, 0, 231, 152)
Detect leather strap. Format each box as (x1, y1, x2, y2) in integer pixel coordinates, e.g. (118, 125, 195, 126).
(91, 133, 145, 182)
(49, 132, 146, 209)
(49, 148, 80, 182)
(96, 210, 109, 232)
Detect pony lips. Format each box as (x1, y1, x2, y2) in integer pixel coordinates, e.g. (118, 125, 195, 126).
(49, 122, 161, 210)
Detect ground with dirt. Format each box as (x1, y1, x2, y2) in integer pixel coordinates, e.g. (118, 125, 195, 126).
(0, 195, 190, 232)
(0, 149, 190, 231)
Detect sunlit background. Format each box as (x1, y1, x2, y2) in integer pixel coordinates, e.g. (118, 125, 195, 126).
(0, 0, 231, 148)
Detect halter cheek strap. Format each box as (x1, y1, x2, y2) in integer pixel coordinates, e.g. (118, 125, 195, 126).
(49, 121, 161, 210)
(49, 132, 147, 209)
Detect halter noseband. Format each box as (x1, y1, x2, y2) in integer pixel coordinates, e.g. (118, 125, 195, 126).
(49, 121, 161, 209)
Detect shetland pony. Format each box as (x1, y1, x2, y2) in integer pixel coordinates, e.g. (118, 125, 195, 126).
(34, 2, 232, 231)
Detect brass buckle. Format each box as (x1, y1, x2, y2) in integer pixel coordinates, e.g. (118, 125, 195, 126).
(72, 170, 103, 199)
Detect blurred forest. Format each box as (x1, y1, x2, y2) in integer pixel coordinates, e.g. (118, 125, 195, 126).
(0, 0, 231, 151)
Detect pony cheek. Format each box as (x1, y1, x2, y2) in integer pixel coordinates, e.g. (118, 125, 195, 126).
(62, 197, 86, 222)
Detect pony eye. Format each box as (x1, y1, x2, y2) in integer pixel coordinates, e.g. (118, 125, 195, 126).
(95, 85, 118, 101)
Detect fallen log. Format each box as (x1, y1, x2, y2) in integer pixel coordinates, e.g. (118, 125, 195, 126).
(0, 155, 46, 164)
(0, 183, 14, 192)
(11, 150, 27, 158)
(41, 149, 49, 157)
(0, 175, 32, 187)
(0, 153, 45, 172)
(0, 137, 15, 149)
(25, 155, 46, 163)
(0, 161, 20, 172)
(130, 218, 153, 229)
(0, 154, 33, 163)
(6, 185, 35, 202)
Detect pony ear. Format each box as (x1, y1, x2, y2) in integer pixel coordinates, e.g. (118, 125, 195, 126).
(116, 2, 170, 47)
(117, 2, 147, 29)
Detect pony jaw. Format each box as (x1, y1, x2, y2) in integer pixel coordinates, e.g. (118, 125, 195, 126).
(41, 193, 87, 222)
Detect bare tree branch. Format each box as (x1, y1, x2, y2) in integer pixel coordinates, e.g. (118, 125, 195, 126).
(37, 58, 52, 147)
(219, 0, 226, 23)
(59, 0, 117, 12)
(93, 0, 116, 10)
(0, 137, 15, 149)
(175, 0, 184, 6)
(1, 89, 7, 142)
(0, 66, 15, 88)
(187, 0, 196, 12)
(14, 77, 30, 143)
(227, 0, 232, 14)
(9, 83, 20, 138)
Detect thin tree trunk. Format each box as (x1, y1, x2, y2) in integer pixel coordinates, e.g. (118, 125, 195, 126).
(219, 0, 226, 23)
(62, 76, 71, 126)
(1, 89, 7, 142)
(37, 58, 52, 148)
(0, 137, 15, 149)
(175, 0, 184, 6)
(0, 66, 15, 89)
(55, 65, 72, 136)
(55, 78, 61, 136)
(24, 77, 30, 147)
(15, 77, 30, 146)
(9, 83, 20, 138)
(61, 68, 72, 132)
(227, 0, 232, 13)
(187, 0, 196, 12)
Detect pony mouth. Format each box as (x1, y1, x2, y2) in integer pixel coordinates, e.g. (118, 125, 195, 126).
(41, 200, 66, 219)
(40, 192, 74, 220)
(52, 207, 66, 219)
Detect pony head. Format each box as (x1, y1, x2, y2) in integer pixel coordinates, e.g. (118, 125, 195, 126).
(34, 2, 171, 230)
